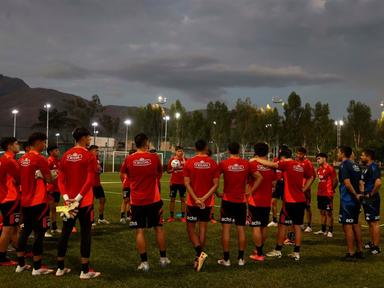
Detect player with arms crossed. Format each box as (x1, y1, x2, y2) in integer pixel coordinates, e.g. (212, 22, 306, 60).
(122, 133, 170, 272)
(314, 153, 338, 237)
(167, 146, 187, 223)
(0, 137, 21, 266)
(56, 128, 101, 279)
(248, 143, 276, 261)
(256, 148, 314, 261)
(184, 139, 219, 272)
(360, 149, 382, 255)
(337, 146, 364, 260)
(16, 132, 53, 275)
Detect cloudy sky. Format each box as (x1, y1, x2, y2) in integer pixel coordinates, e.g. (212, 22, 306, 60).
(1, 0, 384, 117)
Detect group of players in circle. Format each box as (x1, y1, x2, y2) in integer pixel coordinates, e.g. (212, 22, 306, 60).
(0, 126, 381, 279)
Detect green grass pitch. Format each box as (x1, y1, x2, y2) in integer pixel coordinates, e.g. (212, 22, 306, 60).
(0, 172, 383, 288)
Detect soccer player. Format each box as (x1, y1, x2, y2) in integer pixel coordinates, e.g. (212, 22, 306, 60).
(337, 146, 364, 260)
(16, 132, 53, 275)
(121, 133, 170, 271)
(248, 143, 276, 261)
(89, 145, 109, 224)
(216, 142, 255, 267)
(360, 149, 382, 255)
(119, 149, 136, 224)
(255, 148, 314, 261)
(167, 146, 187, 223)
(314, 153, 337, 237)
(0, 137, 21, 266)
(296, 147, 316, 232)
(184, 139, 219, 271)
(45, 145, 61, 237)
(56, 128, 101, 279)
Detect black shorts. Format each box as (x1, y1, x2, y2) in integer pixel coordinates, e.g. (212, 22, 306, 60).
(279, 202, 306, 226)
(93, 186, 105, 199)
(317, 196, 333, 211)
(169, 184, 186, 199)
(248, 205, 270, 227)
(21, 203, 50, 230)
(122, 187, 131, 199)
(362, 195, 380, 222)
(272, 180, 284, 199)
(130, 201, 163, 229)
(0, 201, 20, 226)
(339, 202, 361, 224)
(49, 191, 61, 203)
(186, 206, 212, 223)
(220, 200, 246, 226)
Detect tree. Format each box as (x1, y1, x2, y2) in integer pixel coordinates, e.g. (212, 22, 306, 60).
(206, 101, 231, 149)
(282, 92, 304, 148)
(313, 102, 335, 152)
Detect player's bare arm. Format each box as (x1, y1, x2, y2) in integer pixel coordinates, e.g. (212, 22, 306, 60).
(247, 171, 263, 196)
(302, 176, 314, 192)
(200, 178, 219, 203)
(254, 157, 279, 169)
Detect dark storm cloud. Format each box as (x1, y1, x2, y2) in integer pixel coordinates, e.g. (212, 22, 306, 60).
(1, 0, 384, 114)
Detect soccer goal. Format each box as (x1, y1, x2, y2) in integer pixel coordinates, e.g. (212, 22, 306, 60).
(111, 151, 164, 172)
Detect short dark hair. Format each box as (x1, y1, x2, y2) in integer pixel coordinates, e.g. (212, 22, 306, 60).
(279, 148, 292, 159)
(88, 145, 99, 151)
(279, 144, 289, 153)
(47, 145, 58, 154)
(195, 139, 207, 152)
(298, 147, 307, 154)
(316, 152, 328, 159)
(135, 133, 149, 149)
(254, 142, 269, 157)
(228, 142, 240, 155)
(363, 149, 375, 160)
(175, 146, 183, 151)
(72, 127, 91, 142)
(149, 149, 157, 153)
(339, 146, 353, 158)
(28, 132, 47, 146)
(0, 137, 17, 151)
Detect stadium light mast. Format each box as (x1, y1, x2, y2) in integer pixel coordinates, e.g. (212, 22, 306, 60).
(92, 122, 98, 145)
(335, 120, 344, 148)
(55, 133, 60, 146)
(163, 115, 170, 150)
(11, 109, 19, 137)
(175, 112, 181, 145)
(157, 95, 167, 150)
(124, 119, 132, 152)
(44, 103, 51, 148)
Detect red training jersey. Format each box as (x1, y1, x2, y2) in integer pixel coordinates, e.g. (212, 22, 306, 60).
(248, 160, 277, 207)
(58, 147, 97, 208)
(167, 156, 187, 185)
(278, 159, 312, 203)
(92, 157, 102, 187)
(0, 152, 20, 203)
(219, 157, 250, 203)
(121, 152, 162, 206)
(317, 164, 337, 197)
(19, 151, 51, 207)
(184, 155, 219, 207)
(47, 156, 60, 193)
(298, 158, 316, 189)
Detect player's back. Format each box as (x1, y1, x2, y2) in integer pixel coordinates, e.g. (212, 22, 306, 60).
(125, 152, 162, 205)
(279, 159, 306, 203)
(339, 159, 361, 204)
(0, 156, 9, 202)
(185, 155, 218, 194)
(249, 160, 276, 207)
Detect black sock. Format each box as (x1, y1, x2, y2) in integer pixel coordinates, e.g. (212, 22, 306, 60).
(140, 253, 148, 262)
(307, 223, 311, 228)
(181, 212, 185, 217)
(160, 250, 166, 258)
(275, 244, 283, 251)
(52, 221, 57, 230)
(57, 260, 64, 270)
(256, 246, 263, 256)
(170, 212, 174, 218)
(99, 214, 104, 220)
(195, 246, 202, 257)
(238, 250, 244, 260)
(273, 216, 277, 223)
(121, 212, 125, 218)
(294, 246, 301, 253)
(329, 226, 333, 233)
(211, 213, 215, 219)
(321, 224, 326, 232)
(33, 259, 42, 270)
(81, 262, 89, 273)
(223, 251, 230, 261)
(17, 256, 25, 267)
(0, 252, 6, 261)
